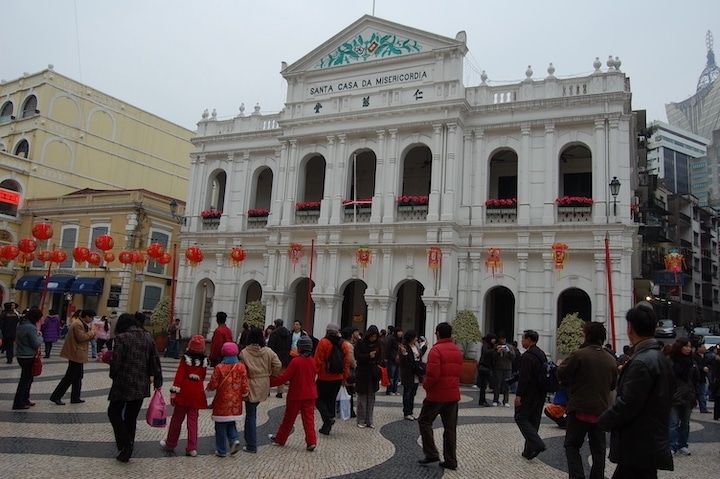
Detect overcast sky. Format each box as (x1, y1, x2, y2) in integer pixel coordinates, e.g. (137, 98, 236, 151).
(2, 0, 719, 132)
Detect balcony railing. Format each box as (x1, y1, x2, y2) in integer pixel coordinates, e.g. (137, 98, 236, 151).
(485, 207, 517, 224)
(397, 204, 428, 221)
(557, 205, 592, 222)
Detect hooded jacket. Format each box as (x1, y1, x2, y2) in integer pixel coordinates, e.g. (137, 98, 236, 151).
(268, 326, 292, 367)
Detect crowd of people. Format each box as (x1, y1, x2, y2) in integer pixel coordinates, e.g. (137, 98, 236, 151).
(2, 301, 718, 475)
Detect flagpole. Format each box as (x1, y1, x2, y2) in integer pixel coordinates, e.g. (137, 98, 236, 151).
(305, 239, 315, 330)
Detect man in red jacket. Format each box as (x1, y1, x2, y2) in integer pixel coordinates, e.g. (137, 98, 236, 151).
(417, 322, 463, 471)
(209, 312, 234, 367)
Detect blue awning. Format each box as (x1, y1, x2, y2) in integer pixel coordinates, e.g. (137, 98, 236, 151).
(38, 276, 75, 293)
(14, 275, 44, 291)
(69, 277, 104, 296)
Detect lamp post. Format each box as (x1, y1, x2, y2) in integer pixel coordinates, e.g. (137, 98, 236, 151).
(609, 176, 621, 216)
(168, 200, 185, 331)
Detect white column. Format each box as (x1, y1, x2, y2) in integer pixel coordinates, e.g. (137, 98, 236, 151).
(518, 123, 531, 225)
(330, 135, 347, 225)
(472, 129, 485, 224)
(371, 129, 385, 222)
(542, 123, 556, 225)
(268, 144, 285, 227)
(281, 140, 298, 226)
(427, 124, 443, 222)
(441, 123, 457, 221)
(320, 135, 335, 225)
(384, 129, 398, 222)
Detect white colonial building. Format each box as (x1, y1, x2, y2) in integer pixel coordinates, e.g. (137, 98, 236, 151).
(176, 16, 638, 357)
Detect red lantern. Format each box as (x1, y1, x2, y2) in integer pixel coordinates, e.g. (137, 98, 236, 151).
(95, 234, 114, 251)
(32, 222, 54, 240)
(2, 244, 20, 260)
(147, 243, 165, 259)
(37, 250, 53, 262)
(485, 247, 503, 277)
(104, 251, 115, 263)
(185, 246, 204, 266)
(19, 251, 35, 265)
(18, 238, 37, 254)
(134, 251, 147, 264)
(87, 251, 102, 267)
(119, 250, 134, 265)
(73, 246, 90, 262)
(230, 247, 246, 266)
(158, 252, 172, 265)
(552, 243, 569, 270)
(52, 250, 68, 264)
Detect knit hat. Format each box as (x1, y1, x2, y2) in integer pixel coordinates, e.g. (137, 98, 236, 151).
(188, 335, 205, 354)
(297, 336, 313, 353)
(326, 323, 340, 334)
(221, 342, 239, 357)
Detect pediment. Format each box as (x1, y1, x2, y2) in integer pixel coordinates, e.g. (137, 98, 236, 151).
(283, 15, 466, 76)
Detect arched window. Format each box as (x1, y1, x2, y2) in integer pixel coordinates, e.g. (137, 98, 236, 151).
(252, 167, 273, 210)
(0, 180, 21, 216)
(14, 139, 29, 158)
(0, 102, 13, 123)
(207, 171, 227, 212)
(558, 144, 592, 198)
(21, 95, 38, 118)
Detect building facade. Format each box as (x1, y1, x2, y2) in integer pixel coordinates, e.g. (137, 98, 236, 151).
(12, 189, 185, 324)
(176, 16, 638, 356)
(0, 66, 194, 305)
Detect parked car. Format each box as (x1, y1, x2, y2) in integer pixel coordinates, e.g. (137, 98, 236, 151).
(655, 319, 675, 338)
(700, 335, 720, 349)
(692, 327, 711, 336)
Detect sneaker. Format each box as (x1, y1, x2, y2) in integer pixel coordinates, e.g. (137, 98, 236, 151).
(678, 447, 691, 456)
(394, 392, 400, 396)
(159, 440, 173, 451)
(357, 423, 366, 428)
(242, 446, 257, 454)
(492, 402, 500, 407)
(404, 414, 416, 421)
(367, 424, 375, 429)
(503, 402, 510, 408)
(306, 445, 316, 452)
(268, 434, 281, 445)
(230, 440, 241, 455)
(276, 393, 283, 398)
(214, 451, 227, 457)
(185, 450, 197, 457)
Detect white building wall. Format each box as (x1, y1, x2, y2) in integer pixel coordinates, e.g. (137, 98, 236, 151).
(177, 16, 638, 358)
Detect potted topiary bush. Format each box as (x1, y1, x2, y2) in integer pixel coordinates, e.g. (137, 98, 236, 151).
(556, 312, 585, 356)
(149, 296, 171, 353)
(242, 300, 266, 329)
(451, 309, 483, 384)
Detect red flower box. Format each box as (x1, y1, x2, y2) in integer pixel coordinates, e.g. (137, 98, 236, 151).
(247, 209, 269, 217)
(555, 196, 593, 207)
(296, 201, 321, 211)
(397, 195, 429, 206)
(485, 198, 517, 209)
(201, 209, 222, 219)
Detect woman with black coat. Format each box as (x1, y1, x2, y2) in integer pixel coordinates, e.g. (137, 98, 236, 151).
(354, 325, 383, 428)
(668, 337, 701, 456)
(398, 329, 427, 420)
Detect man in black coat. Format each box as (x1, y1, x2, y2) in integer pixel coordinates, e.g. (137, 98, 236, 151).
(598, 302, 674, 478)
(0, 302, 20, 363)
(268, 318, 291, 398)
(514, 329, 547, 460)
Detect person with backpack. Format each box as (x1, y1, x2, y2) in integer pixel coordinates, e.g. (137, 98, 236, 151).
(557, 322, 618, 479)
(354, 325, 383, 428)
(514, 329, 547, 460)
(313, 323, 350, 436)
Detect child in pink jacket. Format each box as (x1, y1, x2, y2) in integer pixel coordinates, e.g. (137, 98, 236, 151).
(206, 342, 249, 457)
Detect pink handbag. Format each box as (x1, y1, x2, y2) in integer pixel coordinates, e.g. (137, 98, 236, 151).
(145, 389, 167, 428)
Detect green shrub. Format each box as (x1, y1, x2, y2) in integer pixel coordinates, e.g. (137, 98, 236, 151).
(451, 310, 483, 360)
(243, 300, 266, 329)
(556, 312, 585, 355)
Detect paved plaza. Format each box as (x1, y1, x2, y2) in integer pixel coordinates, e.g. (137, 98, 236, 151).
(0, 348, 717, 479)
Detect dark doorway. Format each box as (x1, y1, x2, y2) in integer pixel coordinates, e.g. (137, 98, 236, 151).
(341, 280, 368, 331)
(485, 287, 515, 339)
(395, 280, 426, 335)
(557, 288, 592, 326)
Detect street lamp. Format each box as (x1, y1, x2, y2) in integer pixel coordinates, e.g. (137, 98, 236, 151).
(169, 199, 185, 224)
(609, 177, 621, 216)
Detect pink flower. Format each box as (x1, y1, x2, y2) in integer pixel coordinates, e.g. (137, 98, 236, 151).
(296, 201, 321, 211)
(485, 198, 517, 208)
(397, 195, 429, 206)
(555, 196, 593, 206)
(247, 209, 269, 217)
(201, 209, 223, 218)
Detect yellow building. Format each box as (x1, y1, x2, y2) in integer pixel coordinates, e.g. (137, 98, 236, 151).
(0, 66, 194, 306)
(12, 189, 185, 321)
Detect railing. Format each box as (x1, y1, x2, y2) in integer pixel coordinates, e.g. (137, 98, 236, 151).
(397, 205, 428, 221)
(246, 216, 268, 229)
(485, 208, 517, 224)
(557, 205, 592, 222)
(295, 210, 320, 225)
(344, 206, 371, 223)
(201, 218, 220, 231)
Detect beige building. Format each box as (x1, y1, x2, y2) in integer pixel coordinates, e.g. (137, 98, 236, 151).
(0, 66, 194, 307)
(13, 189, 185, 321)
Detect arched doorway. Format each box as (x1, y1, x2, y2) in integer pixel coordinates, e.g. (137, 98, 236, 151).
(484, 287, 516, 339)
(394, 280, 426, 335)
(557, 288, 592, 326)
(293, 278, 316, 334)
(340, 279, 367, 330)
(192, 279, 215, 336)
(238, 280, 262, 325)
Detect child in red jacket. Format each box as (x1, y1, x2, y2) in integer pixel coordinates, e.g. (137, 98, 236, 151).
(269, 336, 318, 451)
(206, 342, 249, 457)
(160, 335, 208, 457)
